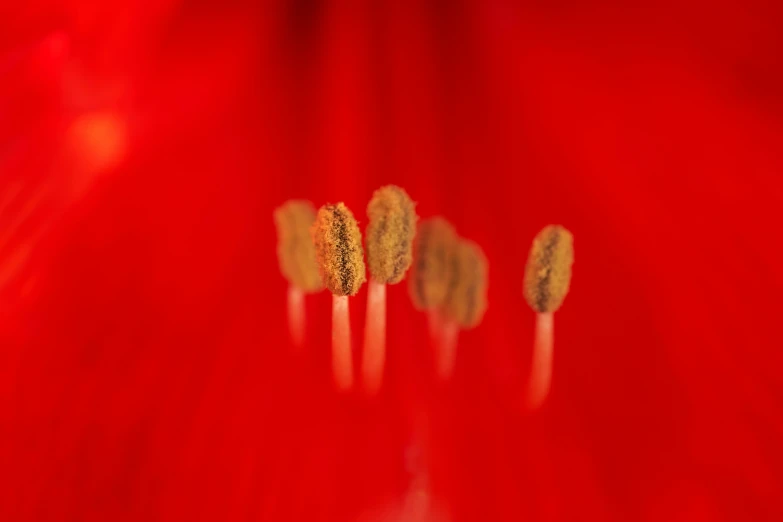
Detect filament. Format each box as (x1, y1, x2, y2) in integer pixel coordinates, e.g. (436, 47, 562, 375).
(528, 312, 554, 409)
(362, 278, 387, 394)
(332, 294, 354, 390)
(287, 284, 305, 348)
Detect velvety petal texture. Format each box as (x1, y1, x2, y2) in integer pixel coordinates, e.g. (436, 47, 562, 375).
(1, 1, 782, 521)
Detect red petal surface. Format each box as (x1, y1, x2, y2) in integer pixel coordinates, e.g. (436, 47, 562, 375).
(1, 1, 782, 521)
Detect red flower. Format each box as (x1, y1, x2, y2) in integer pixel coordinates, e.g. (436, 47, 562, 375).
(2, 1, 782, 521)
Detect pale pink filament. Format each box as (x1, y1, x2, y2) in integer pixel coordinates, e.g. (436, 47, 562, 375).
(528, 312, 554, 409)
(287, 285, 305, 348)
(332, 295, 354, 390)
(362, 278, 387, 395)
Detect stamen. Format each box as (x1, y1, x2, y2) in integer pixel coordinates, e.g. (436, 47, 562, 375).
(274, 200, 323, 347)
(438, 238, 489, 380)
(523, 225, 574, 409)
(312, 202, 366, 390)
(408, 218, 457, 379)
(363, 185, 417, 394)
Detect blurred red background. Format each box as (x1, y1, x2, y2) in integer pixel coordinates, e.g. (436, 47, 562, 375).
(1, 1, 782, 521)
